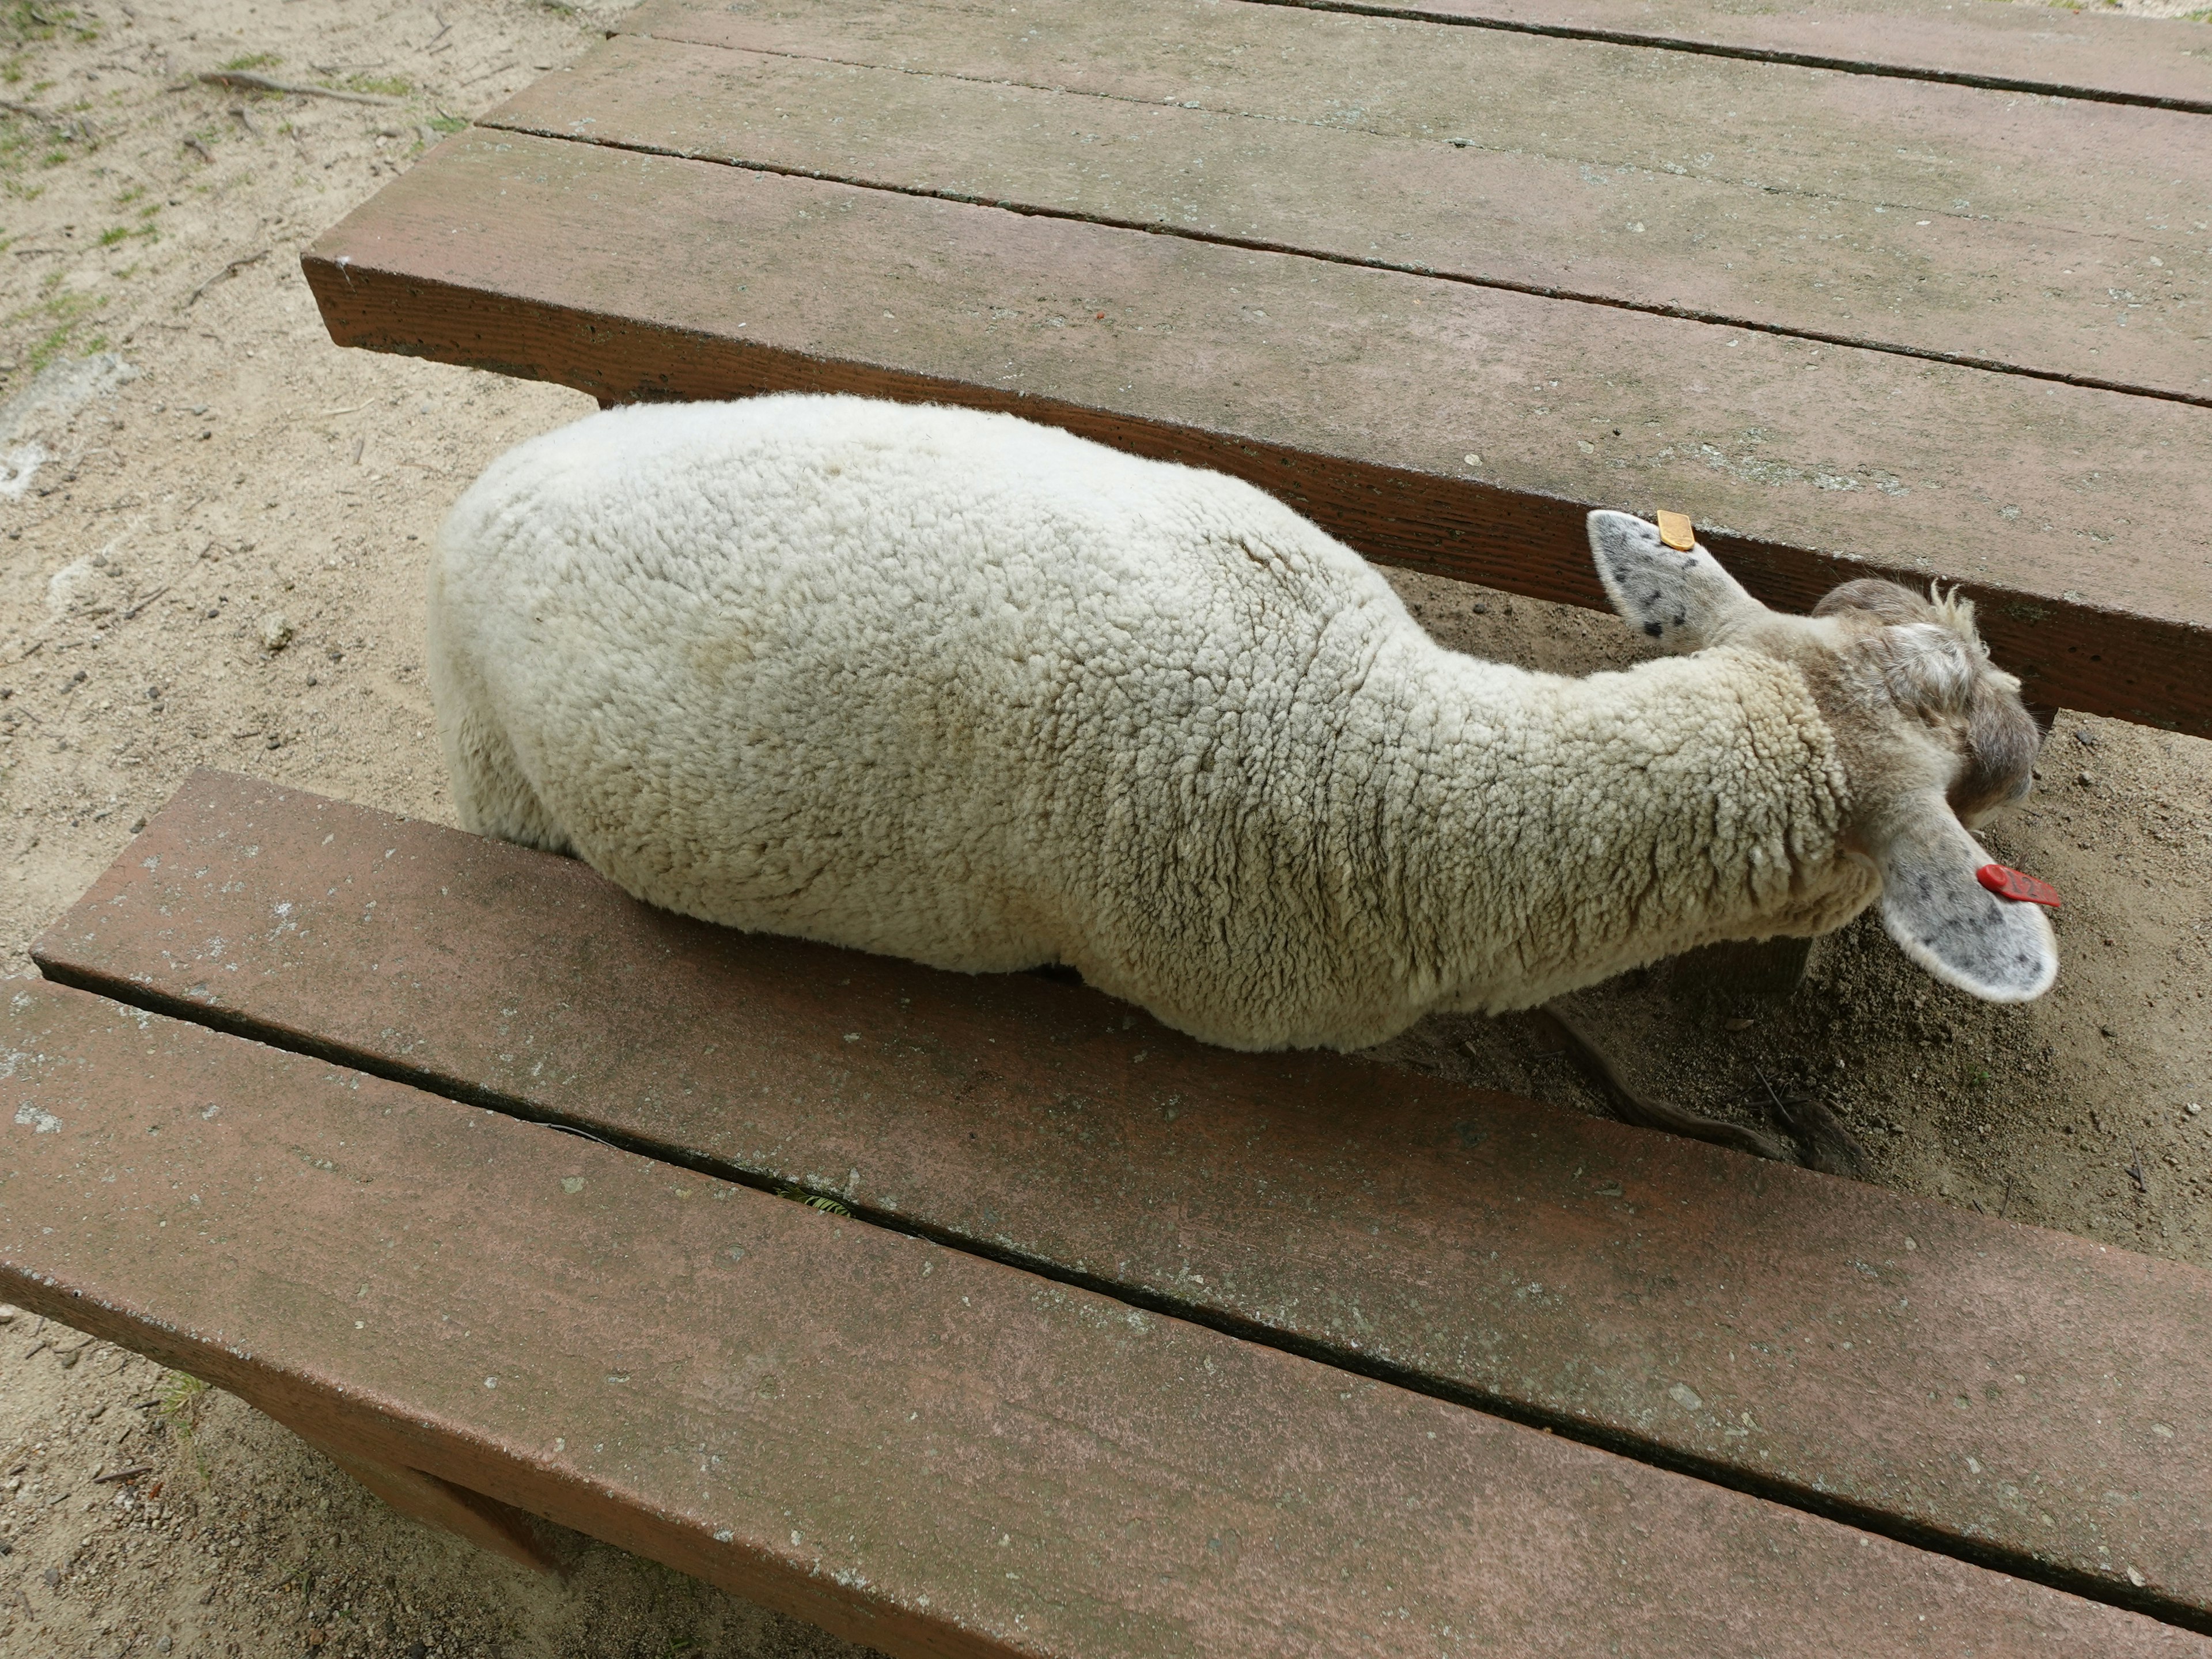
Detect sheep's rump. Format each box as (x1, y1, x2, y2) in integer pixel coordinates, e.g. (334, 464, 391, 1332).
(427, 393, 1417, 1011)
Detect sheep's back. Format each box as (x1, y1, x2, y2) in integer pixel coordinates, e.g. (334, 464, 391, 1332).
(430, 394, 1414, 991)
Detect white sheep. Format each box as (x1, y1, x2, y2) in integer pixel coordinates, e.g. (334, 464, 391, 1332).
(427, 393, 2055, 1060)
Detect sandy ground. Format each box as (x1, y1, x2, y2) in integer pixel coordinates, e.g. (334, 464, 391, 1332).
(0, 1, 2206, 1655)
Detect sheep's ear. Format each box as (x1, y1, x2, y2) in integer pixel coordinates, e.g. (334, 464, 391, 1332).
(1587, 510, 1760, 651)
(1871, 792, 2057, 1003)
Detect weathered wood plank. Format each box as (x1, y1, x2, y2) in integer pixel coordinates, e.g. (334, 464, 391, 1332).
(484, 32, 2208, 404)
(1234, 0, 2212, 113)
(36, 770, 2212, 1627)
(13, 980, 2199, 1657)
(301, 129, 2212, 733)
(617, 0, 2212, 316)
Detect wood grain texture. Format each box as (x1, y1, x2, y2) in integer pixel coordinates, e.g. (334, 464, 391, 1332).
(35, 771, 2212, 1628)
(1233, 0, 2212, 112)
(618, 0, 2212, 278)
(301, 129, 2212, 733)
(484, 32, 2210, 404)
(13, 979, 2203, 1657)
(616, 0, 2211, 400)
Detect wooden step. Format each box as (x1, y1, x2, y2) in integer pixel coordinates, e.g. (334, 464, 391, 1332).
(12, 979, 2202, 1656)
(35, 770, 2212, 1630)
(300, 127, 2212, 734)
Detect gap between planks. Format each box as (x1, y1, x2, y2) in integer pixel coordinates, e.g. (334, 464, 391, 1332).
(1237, 0, 2212, 116)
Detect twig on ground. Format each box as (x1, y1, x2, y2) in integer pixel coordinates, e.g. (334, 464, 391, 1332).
(1, 99, 69, 128)
(119, 585, 170, 622)
(184, 248, 270, 307)
(182, 134, 212, 162)
(93, 1465, 153, 1484)
(189, 71, 405, 106)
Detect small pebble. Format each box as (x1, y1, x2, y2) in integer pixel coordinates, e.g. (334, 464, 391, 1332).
(2099, 1025, 2118, 1039)
(0, 1305, 16, 1324)
(259, 613, 294, 653)
(2078, 771, 2096, 787)
(2187, 1103, 2201, 1116)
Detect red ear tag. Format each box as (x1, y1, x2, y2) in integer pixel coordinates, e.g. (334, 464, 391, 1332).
(1976, 864, 2061, 907)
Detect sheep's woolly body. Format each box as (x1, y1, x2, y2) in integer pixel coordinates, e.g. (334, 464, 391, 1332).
(430, 395, 1878, 1051)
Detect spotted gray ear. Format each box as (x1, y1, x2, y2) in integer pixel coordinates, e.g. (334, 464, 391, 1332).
(1872, 793, 2057, 1003)
(1587, 510, 1761, 651)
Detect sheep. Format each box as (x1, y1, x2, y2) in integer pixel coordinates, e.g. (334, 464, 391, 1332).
(427, 393, 2055, 1074)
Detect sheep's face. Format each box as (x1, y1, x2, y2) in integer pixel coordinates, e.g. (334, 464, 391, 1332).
(1802, 578, 2041, 830)
(1586, 511, 2056, 1004)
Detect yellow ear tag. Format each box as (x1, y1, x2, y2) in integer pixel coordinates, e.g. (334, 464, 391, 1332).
(1656, 510, 1695, 552)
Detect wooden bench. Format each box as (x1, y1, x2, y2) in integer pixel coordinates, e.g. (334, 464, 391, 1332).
(300, 0, 2212, 733)
(3, 769, 2209, 1655)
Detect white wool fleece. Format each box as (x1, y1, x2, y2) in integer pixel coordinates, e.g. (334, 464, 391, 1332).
(429, 394, 1878, 1051)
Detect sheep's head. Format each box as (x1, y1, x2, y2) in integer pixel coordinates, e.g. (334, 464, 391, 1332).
(1586, 510, 2055, 1003)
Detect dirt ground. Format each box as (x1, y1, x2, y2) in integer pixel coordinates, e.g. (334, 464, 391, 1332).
(0, 1, 2205, 1656)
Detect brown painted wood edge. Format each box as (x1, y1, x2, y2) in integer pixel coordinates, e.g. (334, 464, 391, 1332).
(0, 1271, 939, 1651)
(300, 251, 2209, 735)
(32, 777, 2212, 1638)
(1217, 0, 2212, 115)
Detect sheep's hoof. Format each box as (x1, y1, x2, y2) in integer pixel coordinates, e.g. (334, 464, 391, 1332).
(1766, 1089, 1871, 1177)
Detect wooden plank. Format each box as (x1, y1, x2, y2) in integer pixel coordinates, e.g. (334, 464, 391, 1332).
(12, 982, 2202, 1658)
(484, 32, 2209, 404)
(301, 128, 2212, 734)
(1233, 0, 2212, 113)
(619, 0, 2212, 304)
(36, 770, 2212, 1628)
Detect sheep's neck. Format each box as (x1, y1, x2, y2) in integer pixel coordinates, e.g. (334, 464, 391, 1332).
(1385, 646, 1862, 1013)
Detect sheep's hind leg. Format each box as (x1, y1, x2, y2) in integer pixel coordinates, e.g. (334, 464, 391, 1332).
(1762, 1084, 1871, 1176)
(441, 711, 573, 857)
(1541, 1001, 1816, 1168)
